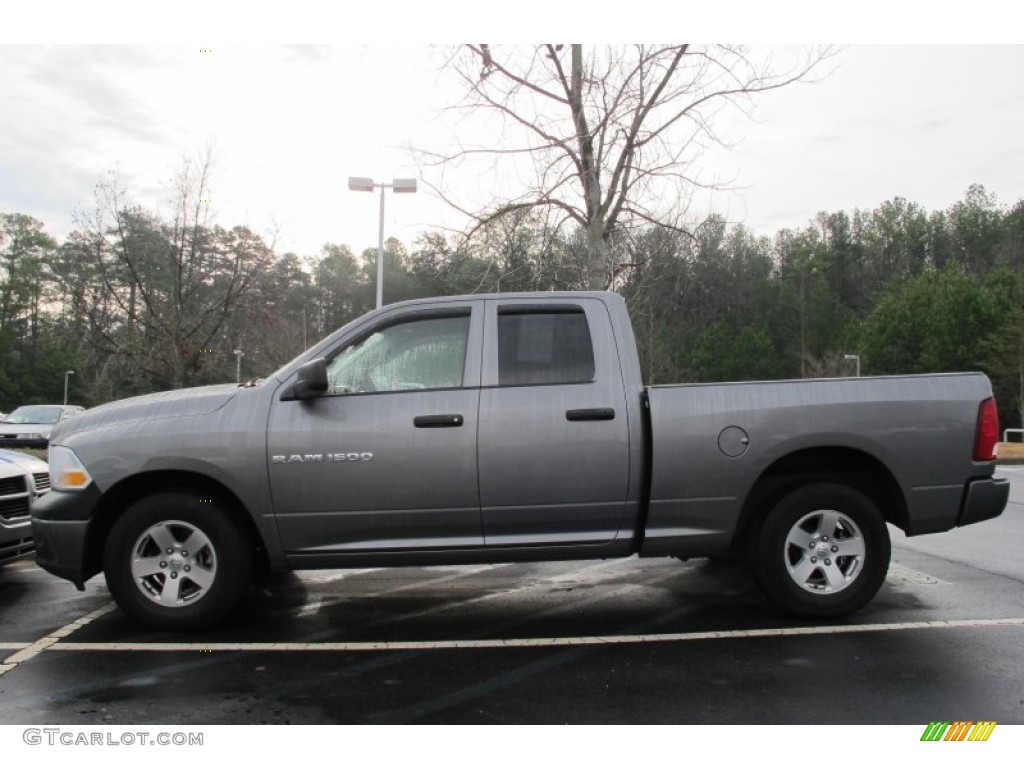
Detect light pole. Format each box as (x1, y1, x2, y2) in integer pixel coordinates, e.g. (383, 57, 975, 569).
(233, 349, 244, 384)
(347, 177, 417, 309)
(844, 354, 861, 377)
(63, 370, 74, 405)
(799, 258, 815, 378)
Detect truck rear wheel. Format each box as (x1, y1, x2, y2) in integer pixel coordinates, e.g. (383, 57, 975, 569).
(103, 491, 253, 630)
(750, 482, 890, 619)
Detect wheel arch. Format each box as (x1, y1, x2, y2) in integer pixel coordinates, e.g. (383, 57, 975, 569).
(735, 446, 909, 547)
(83, 470, 268, 580)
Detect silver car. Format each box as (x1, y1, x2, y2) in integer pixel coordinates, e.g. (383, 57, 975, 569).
(0, 449, 49, 564)
(0, 405, 85, 449)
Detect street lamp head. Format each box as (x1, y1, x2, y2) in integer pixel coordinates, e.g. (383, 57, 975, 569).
(347, 176, 376, 193)
(348, 174, 417, 309)
(844, 354, 859, 362)
(66, 370, 75, 376)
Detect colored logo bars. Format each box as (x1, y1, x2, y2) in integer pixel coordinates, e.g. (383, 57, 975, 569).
(920, 721, 997, 742)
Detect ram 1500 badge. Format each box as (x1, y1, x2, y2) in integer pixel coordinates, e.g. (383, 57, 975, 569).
(271, 453, 374, 464)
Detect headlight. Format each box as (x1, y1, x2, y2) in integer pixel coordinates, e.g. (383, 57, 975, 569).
(48, 446, 93, 492)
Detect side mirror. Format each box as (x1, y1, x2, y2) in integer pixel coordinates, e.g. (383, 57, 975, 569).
(281, 358, 328, 401)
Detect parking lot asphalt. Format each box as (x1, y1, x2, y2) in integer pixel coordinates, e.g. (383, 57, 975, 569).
(2, 469, 1024, 725)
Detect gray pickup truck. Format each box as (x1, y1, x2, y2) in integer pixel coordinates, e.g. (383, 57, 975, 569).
(32, 292, 1008, 630)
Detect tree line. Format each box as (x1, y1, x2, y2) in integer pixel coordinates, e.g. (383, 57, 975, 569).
(3, 182, 1024, 429)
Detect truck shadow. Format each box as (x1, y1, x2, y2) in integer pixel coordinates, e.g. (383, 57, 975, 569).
(164, 559, 786, 643)
(66, 558, 931, 645)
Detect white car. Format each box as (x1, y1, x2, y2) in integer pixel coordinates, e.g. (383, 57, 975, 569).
(0, 449, 49, 564)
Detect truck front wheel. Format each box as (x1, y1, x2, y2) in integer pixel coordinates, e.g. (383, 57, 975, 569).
(750, 483, 890, 619)
(103, 491, 253, 630)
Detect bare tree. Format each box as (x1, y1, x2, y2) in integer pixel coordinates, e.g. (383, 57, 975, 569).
(61, 154, 273, 392)
(422, 44, 832, 289)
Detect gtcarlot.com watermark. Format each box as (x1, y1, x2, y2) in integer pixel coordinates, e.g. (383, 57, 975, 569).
(23, 729, 203, 747)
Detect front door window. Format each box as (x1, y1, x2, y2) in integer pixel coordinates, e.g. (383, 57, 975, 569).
(326, 315, 470, 394)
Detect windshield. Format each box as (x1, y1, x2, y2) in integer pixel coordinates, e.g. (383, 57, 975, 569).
(2, 405, 63, 425)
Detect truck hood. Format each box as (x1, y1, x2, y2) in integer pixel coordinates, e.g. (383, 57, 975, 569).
(50, 384, 241, 443)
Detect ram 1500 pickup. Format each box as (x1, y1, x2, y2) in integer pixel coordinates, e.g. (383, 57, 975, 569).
(31, 292, 1009, 629)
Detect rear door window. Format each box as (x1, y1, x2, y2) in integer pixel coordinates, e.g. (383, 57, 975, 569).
(497, 307, 595, 386)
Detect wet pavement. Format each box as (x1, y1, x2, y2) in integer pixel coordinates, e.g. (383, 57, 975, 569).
(2, 469, 1023, 725)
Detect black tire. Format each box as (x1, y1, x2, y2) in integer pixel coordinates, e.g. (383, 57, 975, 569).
(748, 482, 890, 619)
(103, 491, 253, 631)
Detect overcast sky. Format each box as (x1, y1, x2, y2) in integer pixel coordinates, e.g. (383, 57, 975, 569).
(3, 8, 1022, 258)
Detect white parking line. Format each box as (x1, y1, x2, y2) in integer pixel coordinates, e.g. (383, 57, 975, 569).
(37, 616, 1024, 653)
(0, 602, 116, 677)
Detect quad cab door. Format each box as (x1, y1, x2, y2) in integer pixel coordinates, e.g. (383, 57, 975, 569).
(478, 297, 632, 546)
(268, 300, 484, 556)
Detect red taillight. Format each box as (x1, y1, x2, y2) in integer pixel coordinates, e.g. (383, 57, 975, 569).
(974, 397, 999, 462)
